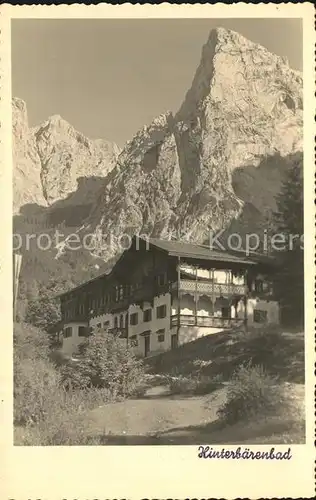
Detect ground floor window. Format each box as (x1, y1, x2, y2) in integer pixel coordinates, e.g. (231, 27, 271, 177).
(130, 312, 138, 325)
(129, 335, 138, 347)
(253, 309, 268, 323)
(64, 327, 72, 338)
(157, 328, 165, 342)
(143, 309, 152, 322)
(156, 304, 167, 318)
(78, 326, 87, 337)
(171, 334, 178, 349)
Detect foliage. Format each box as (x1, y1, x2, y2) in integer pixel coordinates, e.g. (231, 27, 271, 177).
(63, 329, 146, 399)
(15, 384, 108, 445)
(14, 321, 50, 361)
(272, 152, 304, 326)
(14, 322, 109, 445)
(14, 357, 62, 426)
(168, 373, 223, 395)
(14, 322, 59, 425)
(14, 220, 109, 326)
(25, 283, 61, 332)
(216, 362, 289, 424)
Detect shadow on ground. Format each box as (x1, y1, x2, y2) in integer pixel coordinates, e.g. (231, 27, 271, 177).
(87, 416, 305, 446)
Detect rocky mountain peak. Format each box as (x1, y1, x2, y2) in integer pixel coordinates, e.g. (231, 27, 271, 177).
(13, 28, 303, 265)
(85, 27, 303, 260)
(13, 97, 47, 212)
(13, 99, 120, 213)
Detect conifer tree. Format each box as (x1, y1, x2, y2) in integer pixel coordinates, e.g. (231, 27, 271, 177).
(272, 153, 304, 326)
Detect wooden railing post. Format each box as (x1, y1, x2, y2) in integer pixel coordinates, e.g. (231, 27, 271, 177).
(211, 268, 215, 315)
(177, 257, 181, 346)
(244, 269, 249, 331)
(194, 266, 198, 326)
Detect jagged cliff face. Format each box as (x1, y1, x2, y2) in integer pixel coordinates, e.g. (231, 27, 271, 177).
(85, 27, 303, 260)
(13, 27, 303, 263)
(13, 98, 47, 212)
(13, 98, 120, 214)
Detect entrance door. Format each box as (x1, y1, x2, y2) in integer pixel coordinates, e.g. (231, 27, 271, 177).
(144, 335, 150, 357)
(171, 334, 178, 350)
(221, 306, 230, 319)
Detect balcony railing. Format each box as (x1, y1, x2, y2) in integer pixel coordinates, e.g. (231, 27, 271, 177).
(172, 279, 246, 296)
(171, 314, 244, 329)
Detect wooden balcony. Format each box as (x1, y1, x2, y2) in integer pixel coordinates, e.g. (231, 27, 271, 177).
(172, 279, 246, 296)
(171, 314, 244, 329)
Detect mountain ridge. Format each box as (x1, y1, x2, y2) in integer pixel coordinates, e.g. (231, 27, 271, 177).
(83, 27, 303, 259)
(13, 97, 121, 214)
(13, 27, 303, 264)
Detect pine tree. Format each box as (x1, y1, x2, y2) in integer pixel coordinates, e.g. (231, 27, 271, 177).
(272, 153, 304, 326)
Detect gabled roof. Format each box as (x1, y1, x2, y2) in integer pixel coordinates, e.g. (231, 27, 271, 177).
(57, 236, 276, 299)
(148, 238, 260, 265)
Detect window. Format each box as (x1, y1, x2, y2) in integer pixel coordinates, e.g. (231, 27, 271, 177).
(143, 309, 152, 322)
(156, 304, 167, 319)
(129, 335, 138, 347)
(103, 320, 110, 329)
(130, 312, 138, 325)
(120, 314, 125, 329)
(96, 323, 101, 329)
(254, 309, 268, 323)
(64, 327, 72, 338)
(254, 280, 264, 293)
(157, 273, 167, 286)
(78, 326, 87, 337)
(221, 307, 230, 319)
(79, 303, 85, 314)
(114, 316, 118, 328)
(157, 329, 165, 343)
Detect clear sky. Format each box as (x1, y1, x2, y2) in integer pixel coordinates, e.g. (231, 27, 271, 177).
(12, 18, 302, 147)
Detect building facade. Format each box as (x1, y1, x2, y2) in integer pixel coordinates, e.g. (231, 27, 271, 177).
(58, 237, 280, 357)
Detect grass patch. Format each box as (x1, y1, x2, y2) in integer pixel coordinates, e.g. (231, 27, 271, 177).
(146, 325, 304, 384)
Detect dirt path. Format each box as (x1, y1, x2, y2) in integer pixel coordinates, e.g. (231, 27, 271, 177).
(85, 383, 305, 445)
(85, 385, 225, 444)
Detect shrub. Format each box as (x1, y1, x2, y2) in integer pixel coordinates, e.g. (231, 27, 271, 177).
(168, 374, 223, 395)
(14, 322, 50, 362)
(14, 356, 61, 425)
(14, 322, 109, 445)
(14, 322, 59, 425)
(64, 329, 146, 399)
(15, 387, 108, 445)
(216, 362, 287, 425)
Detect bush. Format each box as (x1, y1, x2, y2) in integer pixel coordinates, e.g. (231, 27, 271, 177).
(14, 322, 50, 362)
(14, 323, 58, 425)
(216, 362, 287, 425)
(168, 374, 223, 395)
(15, 387, 108, 445)
(14, 356, 61, 425)
(14, 323, 147, 444)
(63, 329, 146, 399)
(14, 322, 109, 445)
